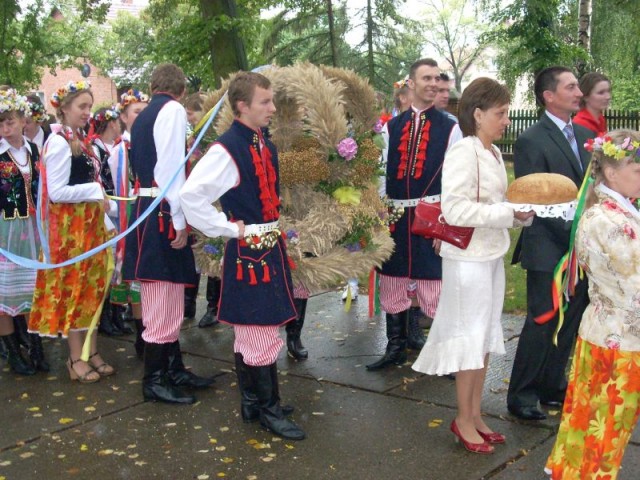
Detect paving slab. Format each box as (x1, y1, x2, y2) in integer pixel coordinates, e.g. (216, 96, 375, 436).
(2, 287, 639, 479)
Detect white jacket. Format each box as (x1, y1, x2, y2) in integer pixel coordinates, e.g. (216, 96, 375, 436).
(440, 136, 524, 261)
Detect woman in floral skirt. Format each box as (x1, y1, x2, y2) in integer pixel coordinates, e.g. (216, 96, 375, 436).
(29, 80, 114, 383)
(545, 129, 640, 479)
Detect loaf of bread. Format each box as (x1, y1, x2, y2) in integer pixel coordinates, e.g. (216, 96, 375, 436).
(506, 173, 578, 205)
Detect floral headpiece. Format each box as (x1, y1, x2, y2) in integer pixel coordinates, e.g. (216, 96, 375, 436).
(0, 89, 31, 117)
(117, 89, 149, 111)
(50, 80, 91, 109)
(93, 106, 119, 123)
(393, 76, 409, 89)
(28, 99, 50, 123)
(585, 135, 640, 163)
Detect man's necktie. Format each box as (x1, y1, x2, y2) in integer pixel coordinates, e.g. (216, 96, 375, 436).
(563, 123, 582, 172)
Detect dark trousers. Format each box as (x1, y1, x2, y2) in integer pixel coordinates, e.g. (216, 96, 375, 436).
(507, 270, 589, 408)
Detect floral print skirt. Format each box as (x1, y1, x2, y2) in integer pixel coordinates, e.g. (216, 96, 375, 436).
(545, 336, 640, 479)
(29, 202, 110, 337)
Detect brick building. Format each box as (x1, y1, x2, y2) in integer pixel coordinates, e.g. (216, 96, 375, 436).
(38, 63, 118, 117)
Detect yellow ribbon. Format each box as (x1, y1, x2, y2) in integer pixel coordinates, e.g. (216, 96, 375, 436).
(332, 186, 361, 205)
(81, 247, 115, 361)
(107, 194, 136, 201)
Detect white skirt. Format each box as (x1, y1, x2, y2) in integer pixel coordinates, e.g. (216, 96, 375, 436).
(412, 257, 506, 375)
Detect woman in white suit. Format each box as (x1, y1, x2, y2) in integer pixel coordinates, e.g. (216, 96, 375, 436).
(413, 78, 534, 454)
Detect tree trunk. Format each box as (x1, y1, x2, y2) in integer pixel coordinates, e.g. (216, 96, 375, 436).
(199, 0, 248, 88)
(366, 0, 375, 84)
(577, 0, 592, 75)
(326, 0, 338, 67)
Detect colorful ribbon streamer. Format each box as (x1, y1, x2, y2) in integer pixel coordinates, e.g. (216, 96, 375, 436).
(534, 163, 593, 346)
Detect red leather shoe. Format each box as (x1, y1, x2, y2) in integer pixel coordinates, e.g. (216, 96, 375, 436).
(450, 420, 494, 454)
(477, 430, 506, 444)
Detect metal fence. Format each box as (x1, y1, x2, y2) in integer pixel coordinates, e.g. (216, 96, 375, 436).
(495, 110, 640, 155)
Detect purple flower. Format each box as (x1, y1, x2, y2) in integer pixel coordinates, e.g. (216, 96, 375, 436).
(373, 120, 384, 134)
(337, 137, 358, 161)
(345, 243, 362, 252)
(286, 229, 298, 239)
(203, 244, 219, 255)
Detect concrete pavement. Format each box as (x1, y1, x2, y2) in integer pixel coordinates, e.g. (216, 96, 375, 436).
(1, 287, 639, 479)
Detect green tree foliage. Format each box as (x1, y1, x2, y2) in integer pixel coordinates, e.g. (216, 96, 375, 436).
(590, 0, 640, 110)
(0, 0, 108, 88)
(483, 0, 588, 91)
(419, 0, 489, 92)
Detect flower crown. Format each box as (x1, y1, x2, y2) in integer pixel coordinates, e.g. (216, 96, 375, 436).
(0, 89, 31, 117)
(393, 76, 409, 89)
(50, 80, 91, 108)
(117, 89, 149, 111)
(28, 100, 50, 123)
(93, 106, 119, 123)
(585, 135, 640, 162)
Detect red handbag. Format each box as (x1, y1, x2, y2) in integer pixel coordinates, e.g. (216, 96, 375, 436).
(411, 201, 474, 249)
(410, 151, 479, 250)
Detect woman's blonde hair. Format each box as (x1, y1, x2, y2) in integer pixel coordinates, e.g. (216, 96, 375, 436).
(56, 89, 93, 156)
(585, 129, 640, 208)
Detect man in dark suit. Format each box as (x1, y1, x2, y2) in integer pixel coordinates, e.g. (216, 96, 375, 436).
(507, 66, 595, 421)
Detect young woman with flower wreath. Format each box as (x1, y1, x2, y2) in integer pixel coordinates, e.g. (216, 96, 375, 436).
(0, 89, 49, 376)
(545, 130, 640, 479)
(28, 80, 114, 384)
(24, 94, 51, 151)
(89, 105, 131, 338)
(106, 89, 148, 358)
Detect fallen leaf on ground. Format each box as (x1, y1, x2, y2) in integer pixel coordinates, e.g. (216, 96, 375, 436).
(27, 407, 40, 412)
(98, 449, 114, 456)
(58, 418, 74, 424)
(221, 457, 234, 464)
(52, 392, 64, 397)
(80, 444, 88, 451)
(19, 452, 34, 459)
(428, 419, 443, 428)
(197, 476, 209, 480)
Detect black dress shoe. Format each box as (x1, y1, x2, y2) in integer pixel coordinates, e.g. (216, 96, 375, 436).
(540, 399, 564, 407)
(508, 405, 546, 421)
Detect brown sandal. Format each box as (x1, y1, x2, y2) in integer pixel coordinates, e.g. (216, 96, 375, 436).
(67, 358, 100, 384)
(88, 352, 115, 377)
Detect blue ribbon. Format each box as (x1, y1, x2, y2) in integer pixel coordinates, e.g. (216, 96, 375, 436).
(0, 77, 236, 269)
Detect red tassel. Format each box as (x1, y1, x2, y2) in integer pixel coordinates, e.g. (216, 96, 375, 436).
(287, 256, 297, 270)
(261, 260, 271, 283)
(248, 264, 258, 285)
(236, 259, 243, 281)
(158, 212, 164, 233)
(168, 221, 176, 240)
(390, 223, 395, 233)
(133, 178, 140, 194)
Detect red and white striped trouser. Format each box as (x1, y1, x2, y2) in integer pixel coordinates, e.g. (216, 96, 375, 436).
(233, 325, 284, 366)
(140, 281, 185, 344)
(378, 274, 441, 317)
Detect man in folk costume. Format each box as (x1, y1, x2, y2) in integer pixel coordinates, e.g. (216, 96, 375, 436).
(123, 64, 214, 405)
(367, 58, 463, 371)
(180, 72, 305, 441)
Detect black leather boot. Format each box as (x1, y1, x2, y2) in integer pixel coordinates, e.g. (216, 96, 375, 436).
(0, 337, 7, 360)
(13, 315, 30, 349)
(198, 276, 220, 328)
(142, 342, 196, 404)
(112, 304, 133, 334)
(133, 319, 145, 360)
(249, 363, 305, 440)
(28, 333, 50, 372)
(235, 353, 293, 423)
(407, 307, 427, 350)
(98, 300, 123, 336)
(167, 341, 215, 389)
(1, 333, 36, 376)
(184, 284, 199, 320)
(366, 311, 409, 371)
(235, 352, 260, 423)
(286, 298, 308, 360)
